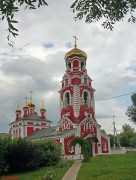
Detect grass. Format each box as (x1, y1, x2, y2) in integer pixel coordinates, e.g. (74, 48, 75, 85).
(77, 153, 136, 180)
(0, 162, 73, 180)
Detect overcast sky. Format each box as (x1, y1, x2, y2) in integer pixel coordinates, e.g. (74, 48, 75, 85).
(0, 0, 136, 134)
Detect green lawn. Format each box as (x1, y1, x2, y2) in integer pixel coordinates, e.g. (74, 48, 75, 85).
(0, 163, 72, 180)
(77, 153, 136, 180)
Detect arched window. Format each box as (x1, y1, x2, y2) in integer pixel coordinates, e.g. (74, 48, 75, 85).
(65, 92, 70, 108)
(83, 91, 88, 107)
(68, 62, 71, 69)
(81, 61, 85, 70)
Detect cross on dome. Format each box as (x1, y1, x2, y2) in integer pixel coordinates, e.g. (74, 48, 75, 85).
(73, 36, 78, 48)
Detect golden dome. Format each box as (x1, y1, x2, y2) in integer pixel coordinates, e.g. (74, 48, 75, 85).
(65, 47, 87, 61)
(16, 108, 21, 113)
(40, 100, 46, 111)
(15, 103, 21, 113)
(28, 101, 35, 107)
(23, 105, 29, 109)
(40, 107, 46, 112)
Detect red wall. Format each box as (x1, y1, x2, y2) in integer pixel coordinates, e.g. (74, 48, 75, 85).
(64, 134, 75, 155)
(27, 127, 34, 136)
(101, 136, 109, 153)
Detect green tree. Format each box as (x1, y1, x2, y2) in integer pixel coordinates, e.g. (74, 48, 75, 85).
(118, 131, 134, 147)
(130, 133, 136, 147)
(71, 0, 136, 30)
(126, 93, 136, 124)
(0, 137, 12, 174)
(0, 0, 48, 46)
(122, 124, 134, 132)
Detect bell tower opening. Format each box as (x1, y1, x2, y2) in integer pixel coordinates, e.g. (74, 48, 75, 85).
(67, 62, 71, 69)
(81, 61, 85, 70)
(65, 92, 70, 108)
(83, 91, 89, 108)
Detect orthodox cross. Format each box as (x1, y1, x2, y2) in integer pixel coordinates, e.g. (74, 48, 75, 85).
(17, 101, 20, 109)
(42, 100, 44, 107)
(25, 97, 28, 105)
(30, 90, 33, 100)
(73, 36, 78, 48)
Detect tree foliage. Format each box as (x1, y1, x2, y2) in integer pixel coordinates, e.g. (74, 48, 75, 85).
(0, 0, 48, 46)
(1, 137, 61, 173)
(0, 137, 12, 174)
(122, 124, 134, 132)
(118, 130, 134, 147)
(71, 0, 136, 30)
(130, 133, 136, 147)
(126, 93, 136, 124)
(70, 136, 90, 162)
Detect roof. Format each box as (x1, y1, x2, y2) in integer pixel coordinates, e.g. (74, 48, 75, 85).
(10, 114, 52, 125)
(65, 47, 87, 60)
(27, 126, 76, 139)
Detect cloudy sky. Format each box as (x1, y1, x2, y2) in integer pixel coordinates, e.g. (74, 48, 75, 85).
(0, 0, 136, 134)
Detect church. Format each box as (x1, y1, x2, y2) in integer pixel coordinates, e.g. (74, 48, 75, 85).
(9, 39, 110, 158)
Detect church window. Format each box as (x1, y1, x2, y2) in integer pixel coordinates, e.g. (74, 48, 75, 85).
(83, 91, 89, 107)
(65, 92, 70, 108)
(65, 79, 68, 85)
(102, 143, 107, 150)
(81, 61, 85, 70)
(68, 62, 71, 69)
(87, 122, 90, 129)
(84, 78, 87, 84)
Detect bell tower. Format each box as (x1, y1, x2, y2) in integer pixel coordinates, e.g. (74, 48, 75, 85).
(59, 37, 96, 131)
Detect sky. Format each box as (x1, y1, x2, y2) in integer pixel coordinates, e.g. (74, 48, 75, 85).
(0, 0, 136, 134)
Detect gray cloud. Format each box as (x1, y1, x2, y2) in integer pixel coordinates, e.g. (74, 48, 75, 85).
(0, 0, 136, 133)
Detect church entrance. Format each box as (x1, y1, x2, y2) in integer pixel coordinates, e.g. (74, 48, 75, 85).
(87, 137, 93, 157)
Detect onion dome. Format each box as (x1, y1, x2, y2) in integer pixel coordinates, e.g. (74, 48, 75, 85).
(15, 103, 21, 112)
(65, 47, 87, 61)
(40, 100, 46, 112)
(23, 97, 29, 109)
(16, 108, 21, 113)
(28, 91, 35, 107)
(28, 100, 35, 107)
(65, 36, 87, 60)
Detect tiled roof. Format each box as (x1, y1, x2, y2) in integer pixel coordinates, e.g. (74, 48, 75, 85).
(27, 127, 76, 139)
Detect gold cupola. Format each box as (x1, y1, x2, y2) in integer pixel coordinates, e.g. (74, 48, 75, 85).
(65, 36, 87, 61)
(28, 91, 35, 107)
(23, 97, 29, 109)
(40, 100, 46, 112)
(16, 102, 21, 113)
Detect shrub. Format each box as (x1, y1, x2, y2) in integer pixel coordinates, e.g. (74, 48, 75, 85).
(57, 157, 73, 168)
(42, 170, 56, 180)
(35, 139, 61, 167)
(4, 138, 38, 172)
(0, 137, 12, 174)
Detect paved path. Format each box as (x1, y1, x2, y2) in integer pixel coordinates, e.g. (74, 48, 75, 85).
(61, 160, 82, 180)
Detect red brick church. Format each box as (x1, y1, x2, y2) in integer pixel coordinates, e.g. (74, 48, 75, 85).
(9, 39, 110, 158)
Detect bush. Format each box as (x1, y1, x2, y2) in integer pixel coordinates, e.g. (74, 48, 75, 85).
(4, 138, 39, 172)
(1, 138, 61, 173)
(0, 137, 12, 174)
(57, 158, 73, 168)
(42, 170, 56, 180)
(35, 139, 61, 167)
